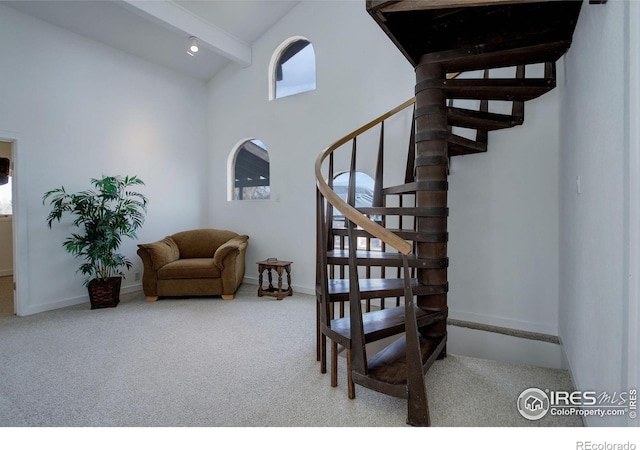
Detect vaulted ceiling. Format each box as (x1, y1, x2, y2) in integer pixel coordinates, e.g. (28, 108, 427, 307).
(2, 0, 301, 82)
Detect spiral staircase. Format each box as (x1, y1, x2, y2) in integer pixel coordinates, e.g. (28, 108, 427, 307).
(315, 0, 587, 426)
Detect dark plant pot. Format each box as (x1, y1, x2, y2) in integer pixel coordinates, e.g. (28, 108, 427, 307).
(87, 277, 122, 310)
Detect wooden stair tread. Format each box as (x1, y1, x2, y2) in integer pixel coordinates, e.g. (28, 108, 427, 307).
(416, 78, 555, 102)
(356, 206, 449, 217)
(417, 40, 573, 72)
(415, 130, 487, 155)
(327, 278, 448, 301)
(329, 305, 446, 343)
(382, 181, 448, 195)
(327, 250, 448, 269)
(365, 334, 446, 386)
(446, 106, 523, 131)
(446, 134, 487, 156)
(332, 227, 448, 244)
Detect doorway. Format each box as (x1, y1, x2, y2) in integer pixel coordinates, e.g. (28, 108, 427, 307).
(0, 139, 14, 317)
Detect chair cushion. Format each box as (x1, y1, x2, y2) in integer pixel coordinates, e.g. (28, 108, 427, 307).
(157, 258, 221, 279)
(171, 229, 240, 259)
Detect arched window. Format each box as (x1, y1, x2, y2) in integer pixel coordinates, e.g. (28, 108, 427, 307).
(332, 171, 375, 227)
(333, 171, 374, 210)
(229, 139, 270, 201)
(269, 37, 316, 100)
(332, 171, 380, 250)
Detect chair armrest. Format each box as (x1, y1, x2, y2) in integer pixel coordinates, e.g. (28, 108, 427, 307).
(137, 237, 180, 270)
(213, 235, 249, 270)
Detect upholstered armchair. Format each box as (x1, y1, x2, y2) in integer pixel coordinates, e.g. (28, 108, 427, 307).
(137, 229, 249, 301)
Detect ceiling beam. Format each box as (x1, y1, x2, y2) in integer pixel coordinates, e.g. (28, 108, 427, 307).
(121, 0, 252, 67)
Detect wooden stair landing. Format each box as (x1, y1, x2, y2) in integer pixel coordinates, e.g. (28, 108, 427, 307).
(366, 0, 583, 69)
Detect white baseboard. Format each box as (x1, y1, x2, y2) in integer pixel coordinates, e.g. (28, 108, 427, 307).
(121, 283, 142, 295)
(22, 294, 87, 316)
(557, 333, 586, 426)
(448, 324, 565, 369)
(449, 307, 558, 336)
(20, 283, 143, 316)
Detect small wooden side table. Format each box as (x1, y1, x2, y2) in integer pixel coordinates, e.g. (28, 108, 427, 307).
(257, 260, 293, 300)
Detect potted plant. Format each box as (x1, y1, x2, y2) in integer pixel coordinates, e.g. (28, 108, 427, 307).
(43, 175, 148, 309)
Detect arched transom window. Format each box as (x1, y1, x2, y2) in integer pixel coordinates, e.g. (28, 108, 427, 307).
(270, 37, 316, 100)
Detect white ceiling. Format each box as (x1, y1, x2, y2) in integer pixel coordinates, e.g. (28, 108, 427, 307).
(2, 0, 301, 82)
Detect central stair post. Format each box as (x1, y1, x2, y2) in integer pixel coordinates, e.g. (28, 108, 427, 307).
(414, 59, 448, 349)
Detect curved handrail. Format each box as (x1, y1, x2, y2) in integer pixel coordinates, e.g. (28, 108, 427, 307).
(315, 72, 463, 255)
(315, 97, 416, 255)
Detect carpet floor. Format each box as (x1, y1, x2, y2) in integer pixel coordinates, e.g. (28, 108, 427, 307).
(0, 283, 581, 427)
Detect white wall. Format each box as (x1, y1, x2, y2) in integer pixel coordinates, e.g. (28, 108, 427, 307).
(559, 0, 635, 426)
(206, 0, 415, 292)
(448, 66, 562, 338)
(0, 4, 209, 315)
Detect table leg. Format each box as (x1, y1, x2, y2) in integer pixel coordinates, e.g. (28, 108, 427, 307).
(276, 266, 284, 300)
(258, 264, 264, 297)
(267, 268, 274, 291)
(285, 265, 292, 296)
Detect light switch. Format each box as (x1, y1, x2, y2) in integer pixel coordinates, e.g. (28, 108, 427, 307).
(576, 176, 581, 195)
